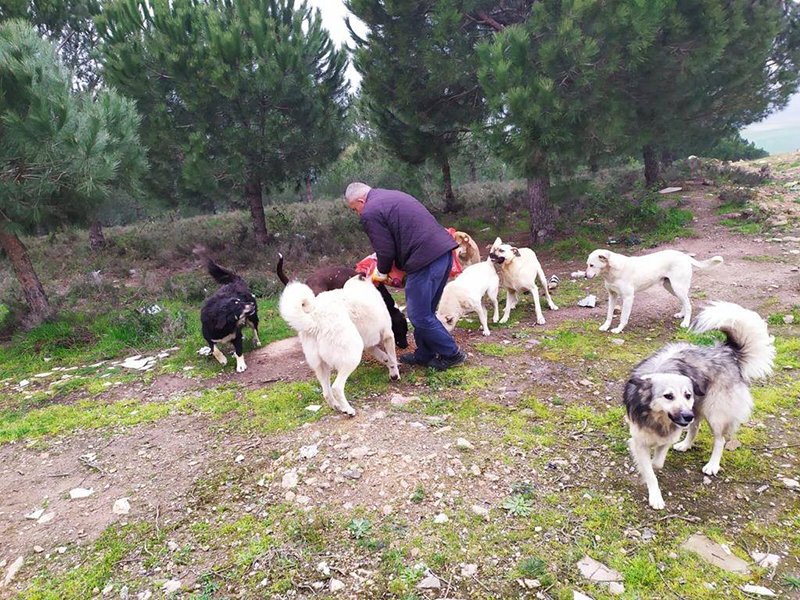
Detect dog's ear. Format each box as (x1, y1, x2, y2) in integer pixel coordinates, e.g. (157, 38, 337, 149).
(512, 247, 521, 257)
(492, 236, 502, 247)
(624, 376, 652, 415)
(675, 361, 709, 398)
(597, 252, 609, 263)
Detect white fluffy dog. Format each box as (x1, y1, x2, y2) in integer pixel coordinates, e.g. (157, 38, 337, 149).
(437, 258, 500, 336)
(279, 275, 399, 416)
(488, 237, 558, 325)
(624, 302, 774, 509)
(585, 249, 723, 333)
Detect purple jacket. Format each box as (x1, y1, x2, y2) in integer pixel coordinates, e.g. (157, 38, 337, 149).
(360, 188, 458, 274)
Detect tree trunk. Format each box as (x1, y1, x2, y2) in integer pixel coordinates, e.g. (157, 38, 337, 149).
(245, 176, 269, 247)
(441, 156, 459, 213)
(0, 226, 51, 323)
(468, 159, 478, 183)
(643, 145, 660, 188)
(527, 175, 555, 245)
(305, 174, 313, 203)
(88, 220, 106, 251)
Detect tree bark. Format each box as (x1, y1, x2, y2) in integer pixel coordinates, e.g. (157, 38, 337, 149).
(88, 220, 106, 251)
(527, 175, 555, 245)
(468, 158, 478, 183)
(0, 225, 51, 323)
(643, 144, 660, 188)
(245, 176, 269, 247)
(305, 174, 313, 203)
(441, 156, 459, 213)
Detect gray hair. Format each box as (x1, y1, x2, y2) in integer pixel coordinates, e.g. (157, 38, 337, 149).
(345, 182, 372, 203)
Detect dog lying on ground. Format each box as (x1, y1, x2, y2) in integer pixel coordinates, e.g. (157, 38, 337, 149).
(624, 301, 774, 509)
(437, 258, 500, 336)
(585, 248, 723, 333)
(279, 275, 400, 416)
(454, 231, 482, 267)
(488, 237, 558, 325)
(277, 253, 408, 348)
(200, 259, 261, 372)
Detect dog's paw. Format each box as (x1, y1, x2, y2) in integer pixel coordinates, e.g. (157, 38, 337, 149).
(482, 329, 491, 336)
(702, 462, 720, 476)
(648, 493, 666, 510)
(492, 315, 499, 323)
(679, 320, 691, 328)
(215, 355, 228, 366)
(499, 316, 509, 324)
(674, 312, 684, 319)
(549, 303, 559, 311)
(341, 404, 356, 417)
(536, 317, 546, 325)
(673, 440, 692, 452)
(610, 326, 625, 334)
(599, 323, 611, 332)
(236, 363, 247, 373)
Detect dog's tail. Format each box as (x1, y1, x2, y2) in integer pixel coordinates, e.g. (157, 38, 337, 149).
(690, 255, 724, 270)
(276, 252, 289, 286)
(278, 281, 317, 333)
(207, 259, 239, 284)
(692, 301, 774, 381)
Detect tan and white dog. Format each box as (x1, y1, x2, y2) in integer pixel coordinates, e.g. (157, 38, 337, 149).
(454, 231, 482, 267)
(437, 258, 500, 336)
(488, 237, 558, 325)
(585, 249, 723, 333)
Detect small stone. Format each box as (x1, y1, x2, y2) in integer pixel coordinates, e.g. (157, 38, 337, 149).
(781, 477, 799, 490)
(56, 546, 67, 554)
(342, 469, 362, 480)
(120, 585, 129, 600)
(471, 505, 489, 519)
(348, 446, 370, 459)
(470, 464, 482, 476)
(750, 551, 780, 568)
(305, 404, 322, 412)
(579, 379, 593, 387)
(703, 476, 712, 485)
(611, 338, 625, 346)
(390, 393, 418, 406)
(299, 444, 319, 459)
(461, 563, 478, 577)
(740, 584, 776, 597)
(433, 513, 449, 524)
(33, 546, 44, 553)
(577, 295, 597, 308)
(783, 314, 794, 324)
(416, 574, 441, 590)
(167, 541, 180, 552)
(523, 579, 541, 589)
(2, 557, 24, 587)
(69, 487, 94, 499)
(281, 470, 299, 489)
(102, 583, 114, 595)
(680, 534, 750, 574)
(25, 508, 45, 520)
(573, 592, 594, 600)
(317, 561, 331, 576)
(607, 581, 625, 595)
(577, 555, 623, 582)
(38, 512, 55, 524)
(329, 578, 345, 592)
(382, 505, 393, 516)
(113, 498, 131, 515)
(234, 454, 245, 463)
(725, 438, 742, 451)
(162, 580, 181, 594)
(136, 591, 152, 600)
(456, 437, 474, 451)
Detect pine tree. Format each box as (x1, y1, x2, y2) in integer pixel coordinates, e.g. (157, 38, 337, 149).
(476, 0, 663, 243)
(346, 0, 486, 212)
(622, 0, 800, 186)
(0, 19, 146, 323)
(97, 0, 349, 246)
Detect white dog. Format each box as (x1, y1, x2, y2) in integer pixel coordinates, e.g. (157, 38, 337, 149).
(437, 258, 500, 336)
(624, 302, 773, 509)
(488, 237, 558, 325)
(279, 275, 399, 416)
(585, 249, 723, 333)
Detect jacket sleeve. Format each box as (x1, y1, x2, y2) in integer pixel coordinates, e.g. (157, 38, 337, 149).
(361, 214, 396, 274)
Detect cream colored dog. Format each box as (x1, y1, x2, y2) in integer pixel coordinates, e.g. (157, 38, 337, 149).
(488, 237, 558, 325)
(437, 258, 500, 336)
(585, 249, 723, 334)
(454, 231, 482, 266)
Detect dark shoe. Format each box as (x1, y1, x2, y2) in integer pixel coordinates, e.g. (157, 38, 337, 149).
(428, 350, 467, 371)
(399, 353, 430, 367)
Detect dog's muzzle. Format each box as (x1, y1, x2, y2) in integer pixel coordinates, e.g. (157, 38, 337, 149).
(669, 411, 695, 427)
(489, 252, 504, 264)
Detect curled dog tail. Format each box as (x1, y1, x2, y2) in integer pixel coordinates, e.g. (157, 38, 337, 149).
(278, 282, 317, 333)
(276, 252, 289, 286)
(690, 255, 724, 270)
(207, 259, 238, 284)
(692, 301, 774, 381)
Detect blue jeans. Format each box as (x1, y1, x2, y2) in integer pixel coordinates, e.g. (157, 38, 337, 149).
(405, 252, 459, 362)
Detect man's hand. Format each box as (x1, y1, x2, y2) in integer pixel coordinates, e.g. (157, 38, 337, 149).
(371, 270, 388, 284)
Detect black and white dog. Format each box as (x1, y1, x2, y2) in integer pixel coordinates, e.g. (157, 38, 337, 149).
(201, 259, 261, 372)
(623, 301, 774, 509)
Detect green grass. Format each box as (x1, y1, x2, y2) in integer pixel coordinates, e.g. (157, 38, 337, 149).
(719, 219, 766, 235)
(473, 341, 525, 357)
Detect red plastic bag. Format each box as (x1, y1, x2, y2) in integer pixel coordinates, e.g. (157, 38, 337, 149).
(355, 228, 463, 288)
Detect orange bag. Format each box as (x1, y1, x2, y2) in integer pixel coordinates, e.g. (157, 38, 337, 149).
(354, 227, 463, 288)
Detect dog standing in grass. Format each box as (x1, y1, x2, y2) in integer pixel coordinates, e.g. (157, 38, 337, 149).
(200, 259, 261, 372)
(585, 248, 723, 333)
(623, 301, 774, 509)
(437, 258, 500, 336)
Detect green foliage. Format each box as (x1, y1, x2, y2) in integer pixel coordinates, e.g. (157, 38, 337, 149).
(348, 518, 372, 540)
(98, 0, 348, 226)
(501, 494, 533, 518)
(706, 134, 769, 161)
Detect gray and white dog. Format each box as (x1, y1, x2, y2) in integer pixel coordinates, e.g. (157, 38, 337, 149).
(623, 301, 774, 509)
